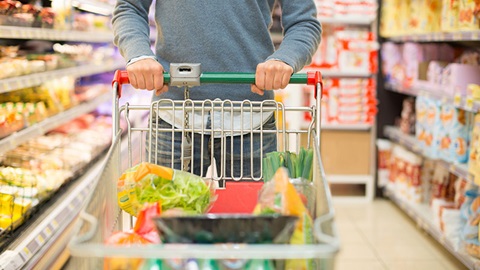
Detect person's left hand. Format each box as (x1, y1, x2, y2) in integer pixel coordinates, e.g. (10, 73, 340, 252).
(251, 59, 293, 96)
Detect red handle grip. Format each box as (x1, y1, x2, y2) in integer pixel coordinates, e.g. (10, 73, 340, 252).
(308, 71, 323, 99)
(112, 70, 130, 98)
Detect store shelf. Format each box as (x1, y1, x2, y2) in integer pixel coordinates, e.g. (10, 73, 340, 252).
(0, 130, 140, 270)
(386, 31, 480, 43)
(72, 0, 114, 16)
(385, 81, 480, 112)
(0, 92, 110, 155)
(318, 16, 376, 25)
(0, 26, 113, 43)
(384, 125, 475, 183)
(0, 154, 105, 270)
(385, 186, 480, 270)
(0, 61, 123, 94)
(321, 123, 372, 131)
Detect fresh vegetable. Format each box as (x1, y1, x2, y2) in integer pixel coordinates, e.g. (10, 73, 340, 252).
(117, 162, 215, 216)
(262, 147, 314, 182)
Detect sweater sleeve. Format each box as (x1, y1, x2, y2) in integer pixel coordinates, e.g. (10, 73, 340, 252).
(112, 0, 155, 63)
(266, 0, 322, 73)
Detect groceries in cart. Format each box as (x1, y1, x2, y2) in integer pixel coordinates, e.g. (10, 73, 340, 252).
(117, 162, 216, 216)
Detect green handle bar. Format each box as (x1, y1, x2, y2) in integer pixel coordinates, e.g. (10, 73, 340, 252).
(113, 70, 322, 97)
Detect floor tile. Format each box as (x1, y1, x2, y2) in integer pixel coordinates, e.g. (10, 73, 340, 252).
(335, 260, 386, 270)
(373, 244, 437, 260)
(336, 243, 378, 260)
(383, 260, 448, 270)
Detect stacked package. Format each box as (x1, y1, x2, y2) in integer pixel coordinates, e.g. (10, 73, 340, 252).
(381, 42, 480, 98)
(322, 78, 376, 125)
(309, 26, 378, 74)
(315, 0, 377, 19)
(380, 0, 479, 37)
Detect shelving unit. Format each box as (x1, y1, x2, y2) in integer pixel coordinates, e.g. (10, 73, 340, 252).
(0, 26, 113, 43)
(318, 16, 376, 25)
(384, 82, 480, 112)
(0, 92, 110, 155)
(0, 132, 141, 270)
(384, 125, 474, 183)
(385, 186, 480, 270)
(387, 30, 480, 43)
(0, 62, 123, 94)
(0, 4, 124, 268)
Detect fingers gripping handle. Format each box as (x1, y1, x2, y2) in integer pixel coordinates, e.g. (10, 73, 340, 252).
(112, 70, 323, 98)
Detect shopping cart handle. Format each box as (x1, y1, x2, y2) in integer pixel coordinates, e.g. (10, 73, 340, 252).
(113, 70, 323, 98)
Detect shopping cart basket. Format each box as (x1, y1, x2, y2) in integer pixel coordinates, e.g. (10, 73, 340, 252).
(68, 64, 339, 269)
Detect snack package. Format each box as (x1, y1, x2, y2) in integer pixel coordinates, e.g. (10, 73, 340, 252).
(460, 188, 480, 258)
(253, 168, 314, 270)
(117, 162, 215, 216)
(469, 114, 480, 185)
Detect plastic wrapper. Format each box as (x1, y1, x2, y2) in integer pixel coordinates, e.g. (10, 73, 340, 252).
(253, 168, 315, 270)
(117, 162, 216, 217)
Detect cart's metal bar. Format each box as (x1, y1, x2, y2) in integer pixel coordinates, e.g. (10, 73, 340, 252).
(161, 72, 309, 85)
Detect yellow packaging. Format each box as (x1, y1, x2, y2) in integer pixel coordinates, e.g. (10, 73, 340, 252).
(399, 0, 412, 35)
(469, 114, 480, 185)
(380, 0, 402, 37)
(442, 0, 460, 31)
(418, 0, 443, 33)
(0, 214, 22, 230)
(0, 196, 32, 217)
(459, 0, 480, 30)
(409, 0, 423, 33)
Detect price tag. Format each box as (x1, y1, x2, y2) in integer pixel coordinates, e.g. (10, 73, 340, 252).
(68, 203, 74, 211)
(22, 247, 31, 258)
(51, 220, 59, 229)
(453, 32, 462, 40)
(454, 94, 462, 106)
(45, 227, 52, 236)
(36, 235, 45, 245)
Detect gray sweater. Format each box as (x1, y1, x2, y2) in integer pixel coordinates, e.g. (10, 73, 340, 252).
(112, 0, 322, 102)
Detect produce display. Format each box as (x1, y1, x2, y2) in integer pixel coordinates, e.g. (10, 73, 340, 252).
(0, 114, 112, 232)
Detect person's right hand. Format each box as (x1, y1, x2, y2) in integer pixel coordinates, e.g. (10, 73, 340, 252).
(126, 58, 168, 96)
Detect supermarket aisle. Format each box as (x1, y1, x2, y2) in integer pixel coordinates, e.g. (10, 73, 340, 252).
(334, 199, 467, 270)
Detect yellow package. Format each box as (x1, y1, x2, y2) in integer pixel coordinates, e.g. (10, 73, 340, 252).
(380, 0, 402, 37)
(409, 0, 423, 33)
(442, 0, 460, 31)
(459, 0, 480, 30)
(469, 114, 480, 185)
(254, 168, 314, 270)
(419, 0, 443, 33)
(0, 195, 32, 217)
(398, 0, 412, 36)
(0, 214, 22, 230)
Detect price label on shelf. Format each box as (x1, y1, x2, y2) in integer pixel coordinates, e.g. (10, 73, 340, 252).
(44, 227, 52, 237)
(51, 220, 59, 229)
(36, 235, 45, 245)
(22, 247, 31, 259)
(453, 32, 462, 40)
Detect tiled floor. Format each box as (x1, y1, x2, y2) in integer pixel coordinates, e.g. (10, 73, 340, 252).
(334, 199, 468, 270)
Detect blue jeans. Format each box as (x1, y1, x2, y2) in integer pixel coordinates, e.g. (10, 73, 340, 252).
(147, 115, 277, 179)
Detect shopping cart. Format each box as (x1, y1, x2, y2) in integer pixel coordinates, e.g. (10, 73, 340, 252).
(67, 64, 339, 269)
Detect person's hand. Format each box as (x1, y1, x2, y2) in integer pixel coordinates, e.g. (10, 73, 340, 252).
(126, 58, 168, 96)
(251, 60, 293, 96)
